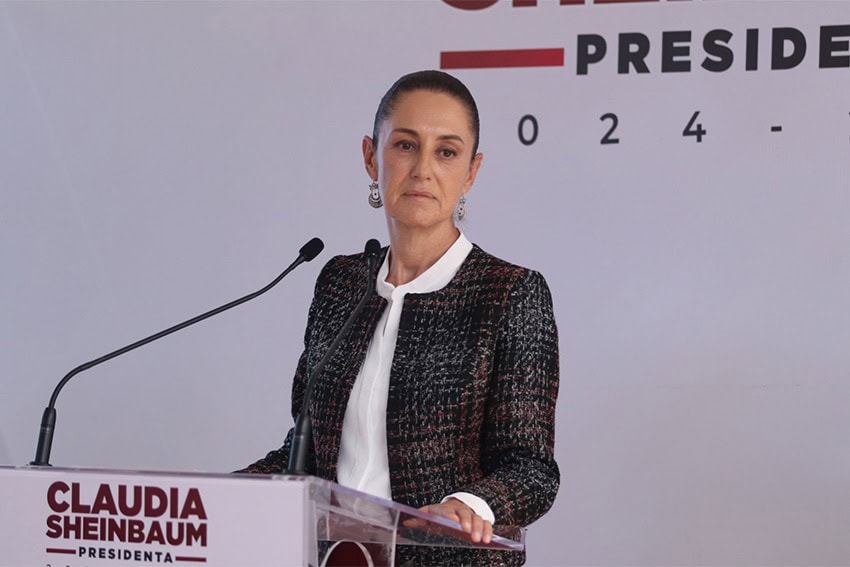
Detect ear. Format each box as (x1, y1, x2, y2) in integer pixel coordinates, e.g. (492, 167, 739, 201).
(462, 152, 484, 193)
(362, 135, 378, 180)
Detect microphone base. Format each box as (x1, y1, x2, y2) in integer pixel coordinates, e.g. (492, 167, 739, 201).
(281, 469, 311, 476)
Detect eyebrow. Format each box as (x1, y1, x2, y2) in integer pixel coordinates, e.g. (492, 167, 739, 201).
(391, 128, 466, 145)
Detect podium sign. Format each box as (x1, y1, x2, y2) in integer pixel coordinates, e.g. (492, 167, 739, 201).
(0, 465, 523, 567)
(0, 465, 312, 566)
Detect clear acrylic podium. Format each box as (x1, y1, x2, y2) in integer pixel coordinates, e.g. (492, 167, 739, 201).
(0, 465, 524, 566)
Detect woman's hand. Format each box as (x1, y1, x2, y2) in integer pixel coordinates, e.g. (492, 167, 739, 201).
(417, 498, 493, 544)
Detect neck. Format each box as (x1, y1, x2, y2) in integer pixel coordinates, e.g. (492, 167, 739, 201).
(385, 222, 460, 286)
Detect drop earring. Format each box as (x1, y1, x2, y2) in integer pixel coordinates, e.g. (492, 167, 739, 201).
(456, 194, 467, 221)
(368, 181, 383, 208)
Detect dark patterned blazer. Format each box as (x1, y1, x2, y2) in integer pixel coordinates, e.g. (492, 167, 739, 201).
(239, 245, 560, 566)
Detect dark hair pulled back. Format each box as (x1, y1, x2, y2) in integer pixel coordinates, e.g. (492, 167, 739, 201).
(371, 70, 480, 158)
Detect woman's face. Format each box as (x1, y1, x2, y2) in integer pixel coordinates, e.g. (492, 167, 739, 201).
(363, 90, 482, 234)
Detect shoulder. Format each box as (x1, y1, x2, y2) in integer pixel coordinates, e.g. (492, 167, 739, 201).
(315, 247, 388, 287)
(309, 247, 389, 313)
(461, 244, 553, 299)
(317, 252, 361, 279)
(464, 248, 559, 348)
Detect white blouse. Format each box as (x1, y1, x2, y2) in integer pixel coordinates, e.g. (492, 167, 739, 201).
(336, 232, 495, 524)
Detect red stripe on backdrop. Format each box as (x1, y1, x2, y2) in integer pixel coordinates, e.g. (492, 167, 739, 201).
(441, 48, 565, 69)
(594, 0, 659, 4)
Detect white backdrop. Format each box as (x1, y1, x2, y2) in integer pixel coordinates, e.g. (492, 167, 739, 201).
(1, 1, 849, 565)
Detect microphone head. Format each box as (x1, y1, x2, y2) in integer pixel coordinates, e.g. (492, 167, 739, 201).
(299, 237, 325, 262)
(364, 239, 381, 257)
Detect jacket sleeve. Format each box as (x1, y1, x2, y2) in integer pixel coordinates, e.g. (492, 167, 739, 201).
(233, 348, 313, 474)
(233, 260, 333, 475)
(458, 269, 560, 526)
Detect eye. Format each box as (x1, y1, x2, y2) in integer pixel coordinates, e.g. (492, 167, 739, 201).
(439, 148, 457, 158)
(396, 140, 415, 151)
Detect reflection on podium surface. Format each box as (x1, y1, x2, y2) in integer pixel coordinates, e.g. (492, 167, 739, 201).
(309, 476, 524, 565)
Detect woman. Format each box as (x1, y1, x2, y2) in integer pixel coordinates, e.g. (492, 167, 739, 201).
(240, 70, 560, 566)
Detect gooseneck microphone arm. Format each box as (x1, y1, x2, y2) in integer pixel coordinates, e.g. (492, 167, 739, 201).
(286, 239, 381, 475)
(31, 237, 325, 467)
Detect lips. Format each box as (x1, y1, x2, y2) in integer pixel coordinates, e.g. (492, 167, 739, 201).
(404, 190, 435, 199)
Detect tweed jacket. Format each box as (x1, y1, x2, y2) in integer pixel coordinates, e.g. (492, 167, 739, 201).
(240, 244, 560, 566)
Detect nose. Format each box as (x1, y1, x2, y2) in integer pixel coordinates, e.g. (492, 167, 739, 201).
(411, 149, 434, 180)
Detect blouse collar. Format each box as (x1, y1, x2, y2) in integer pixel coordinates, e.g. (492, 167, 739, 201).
(376, 232, 473, 298)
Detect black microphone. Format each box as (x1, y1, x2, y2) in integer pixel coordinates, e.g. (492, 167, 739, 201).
(31, 237, 325, 467)
(286, 239, 381, 474)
